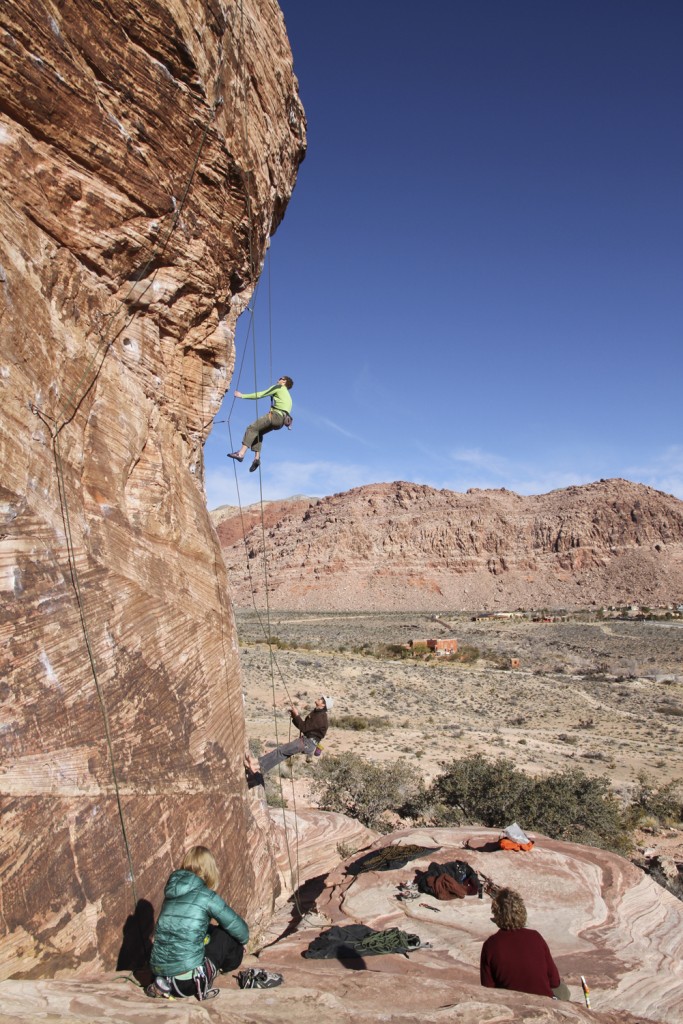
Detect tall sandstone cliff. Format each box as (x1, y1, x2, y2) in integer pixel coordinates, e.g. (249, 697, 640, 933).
(0, 0, 305, 977)
(218, 479, 683, 610)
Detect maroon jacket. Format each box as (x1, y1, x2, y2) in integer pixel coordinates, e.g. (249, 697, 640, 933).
(480, 927, 560, 998)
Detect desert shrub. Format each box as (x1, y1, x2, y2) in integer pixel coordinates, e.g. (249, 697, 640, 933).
(522, 768, 630, 854)
(427, 754, 631, 854)
(312, 752, 420, 830)
(263, 635, 313, 652)
(331, 715, 390, 731)
(658, 703, 683, 717)
(352, 643, 373, 655)
(455, 644, 480, 664)
(265, 778, 288, 808)
(429, 754, 530, 827)
(332, 715, 369, 731)
(627, 773, 683, 827)
(336, 840, 361, 860)
(486, 651, 511, 670)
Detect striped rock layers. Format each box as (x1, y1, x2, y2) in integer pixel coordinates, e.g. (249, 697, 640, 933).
(0, 0, 305, 976)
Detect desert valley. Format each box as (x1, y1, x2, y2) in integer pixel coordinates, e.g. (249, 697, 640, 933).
(236, 608, 683, 793)
(218, 479, 683, 889)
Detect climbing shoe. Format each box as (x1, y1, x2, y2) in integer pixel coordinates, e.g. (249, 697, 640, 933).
(236, 968, 284, 989)
(249, 457, 260, 473)
(145, 978, 173, 999)
(227, 452, 244, 462)
(395, 881, 420, 901)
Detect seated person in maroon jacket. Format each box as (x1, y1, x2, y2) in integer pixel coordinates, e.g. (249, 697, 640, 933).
(480, 888, 570, 1000)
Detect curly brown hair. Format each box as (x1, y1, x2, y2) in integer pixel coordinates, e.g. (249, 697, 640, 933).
(491, 887, 527, 930)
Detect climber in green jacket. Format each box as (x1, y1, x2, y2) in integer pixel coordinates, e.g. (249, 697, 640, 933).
(147, 845, 248, 1001)
(228, 375, 293, 472)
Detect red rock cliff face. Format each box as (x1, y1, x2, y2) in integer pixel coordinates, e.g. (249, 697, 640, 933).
(0, 0, 305, 977)
(220, 480, 683, 610)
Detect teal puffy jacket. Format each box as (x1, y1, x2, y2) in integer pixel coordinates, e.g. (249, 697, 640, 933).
(150, 869, 249, 978)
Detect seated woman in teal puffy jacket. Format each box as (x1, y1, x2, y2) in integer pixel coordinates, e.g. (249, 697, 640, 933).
(147, 845, 249, 1001)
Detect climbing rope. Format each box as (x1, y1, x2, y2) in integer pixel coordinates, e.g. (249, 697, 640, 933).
(225, 305, 305, 908)
(29, 8, 237, 915)
(52, 424, 138, 906)
(223, 3, 305, 898)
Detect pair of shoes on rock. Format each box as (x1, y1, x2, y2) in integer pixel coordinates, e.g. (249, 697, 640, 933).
(227, 452, 244, 462)
(237, 968, 284, 989)
(396, 881, 420, 901)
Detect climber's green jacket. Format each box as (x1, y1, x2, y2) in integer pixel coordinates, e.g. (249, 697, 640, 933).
(150, 869, 249, 978)
(239, 383, 292, 416)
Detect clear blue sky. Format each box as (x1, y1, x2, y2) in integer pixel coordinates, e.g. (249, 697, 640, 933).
(204, 0, 682, 510)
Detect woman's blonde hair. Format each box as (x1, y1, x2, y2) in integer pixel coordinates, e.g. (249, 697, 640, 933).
(491, 887, 527, 930)
(181, 846, 219, 890)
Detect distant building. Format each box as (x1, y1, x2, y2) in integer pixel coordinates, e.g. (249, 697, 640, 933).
(403, 638, 458, 655)
(471, 611, 526, 622)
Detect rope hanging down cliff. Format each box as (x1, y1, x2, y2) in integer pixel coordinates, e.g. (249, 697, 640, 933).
(223, 258, 306, 902)
(218, 0, 307, 901)
(29, 14, 238, 915)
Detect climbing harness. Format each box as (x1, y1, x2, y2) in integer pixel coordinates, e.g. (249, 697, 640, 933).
(145, 959, 219, 1001)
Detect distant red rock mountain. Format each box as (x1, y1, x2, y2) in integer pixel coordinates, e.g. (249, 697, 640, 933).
(212, 479, 683, 611)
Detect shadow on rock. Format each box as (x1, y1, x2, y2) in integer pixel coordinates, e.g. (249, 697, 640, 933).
(116, 898, 155, 982)
(262, 872, 329, 948)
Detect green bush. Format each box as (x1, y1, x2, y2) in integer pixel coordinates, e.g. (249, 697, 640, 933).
(309, 753, 671, 856)
(627, 773, 683, 827)
(525, 768, 629, 853)
(265, 778, 288, 808)
(429, 754, 530, 828)
(455, 644, 480, 664)
(264, 636, 312, 651)
(428, 754, 631, 854)
(335, 715, 369, 730)
(312, 752, 421, 831)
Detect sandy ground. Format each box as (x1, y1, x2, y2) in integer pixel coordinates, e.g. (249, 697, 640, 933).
(236, 610, 683, 864)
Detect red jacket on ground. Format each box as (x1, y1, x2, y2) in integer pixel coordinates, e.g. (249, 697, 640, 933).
(480, 927, 560, 997)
